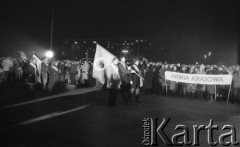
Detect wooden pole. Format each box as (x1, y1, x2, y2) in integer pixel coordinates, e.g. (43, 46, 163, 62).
(215, 85, 217, 101)
(227, 84, 232, 103)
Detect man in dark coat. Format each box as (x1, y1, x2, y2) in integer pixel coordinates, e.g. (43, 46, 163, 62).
(106, 57, 121, 107)
(117, 57, 133, 104)
(130, 58, 142, 103)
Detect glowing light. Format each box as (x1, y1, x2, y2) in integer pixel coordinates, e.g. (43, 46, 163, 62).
(122, 49, 129, 54)
(208, 52, 212, 56)
(204, 55, 207, 59)
(45, 50, 54, 58)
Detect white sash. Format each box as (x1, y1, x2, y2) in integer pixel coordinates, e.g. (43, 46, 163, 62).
(51, 66, 59, 72)
(29, 63, 36, 68)
(111, 63, 119, 75)
(133, 64, 140, 73)
(119, 61, 127, 69)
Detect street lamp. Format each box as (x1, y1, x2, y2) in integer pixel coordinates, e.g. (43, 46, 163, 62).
(45, 50, 54, 59)
(122, 49, 129, 54)
(121, 49, 129, 60)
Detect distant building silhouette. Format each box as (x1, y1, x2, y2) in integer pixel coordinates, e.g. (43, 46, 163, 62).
(60, 38, 155, 61)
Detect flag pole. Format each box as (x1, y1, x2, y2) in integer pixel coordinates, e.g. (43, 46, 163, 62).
(227, 84, 232, 103)
(134, 72, 144, 80)
(50, 0, 54, 50)
(215, 85, 217, 101)
(165, 79, 167, 96)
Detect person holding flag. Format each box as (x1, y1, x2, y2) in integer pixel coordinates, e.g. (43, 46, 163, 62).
(93, 43, 120, 106)
(117, 56, 135, 104)
(93, 43, 144, 106)
(106, 57, 121, 107)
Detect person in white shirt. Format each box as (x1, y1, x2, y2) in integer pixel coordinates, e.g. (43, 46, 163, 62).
(2, 57, 13, 81)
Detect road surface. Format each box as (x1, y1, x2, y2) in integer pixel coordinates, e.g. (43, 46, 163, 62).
(1, 88, 240, 147)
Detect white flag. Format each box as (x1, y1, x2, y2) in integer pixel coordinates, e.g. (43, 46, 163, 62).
(93, 44, 116, 84)
(32, 53, 42, 83)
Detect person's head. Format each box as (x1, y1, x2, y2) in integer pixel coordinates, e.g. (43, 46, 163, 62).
(112, 57, 119, 65)
(236, 66, 240, 71)
(218, 66, 223, 71)
(43, 57, 48, 63)
(54, 61, 58, 66)
(209, 66, 214, 70)
(173, 65, 177, 71)
(194, 67, 199, 72)
(120, 57, 126, 63)
(200, 64, 205, 72)
(165, 64, 168, 69)
(134, 58, 140, 65)
(182, 66, 186, 72)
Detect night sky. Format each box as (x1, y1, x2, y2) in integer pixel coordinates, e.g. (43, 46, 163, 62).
(0, 0, 239, 64)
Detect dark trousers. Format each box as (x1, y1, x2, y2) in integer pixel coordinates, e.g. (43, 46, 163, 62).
(121, 82, 130, 103)
(197, 91, 204, 100)
(3, 71, 10, 81)
(234, 88, 240, 103)
(108, 89, 118, 106)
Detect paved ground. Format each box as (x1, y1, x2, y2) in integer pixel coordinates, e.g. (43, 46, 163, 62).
(1, 88, 240, 147)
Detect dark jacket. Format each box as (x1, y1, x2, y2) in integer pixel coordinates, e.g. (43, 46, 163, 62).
(41, 62, 49, 73)
(117, 61, 132, 83)
(131, 64, 141, 89)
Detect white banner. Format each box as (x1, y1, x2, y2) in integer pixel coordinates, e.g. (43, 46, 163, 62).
(165, 71, 232, 85)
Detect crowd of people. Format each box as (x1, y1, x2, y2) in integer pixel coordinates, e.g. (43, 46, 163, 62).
(1, 53, 240, 107)
(106, 57, 239, 107)
(141, 61, 235, 102)
(0, 56, 95, 93)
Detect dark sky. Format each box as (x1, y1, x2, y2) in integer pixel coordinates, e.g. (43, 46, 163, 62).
(0, 0, 239, 64)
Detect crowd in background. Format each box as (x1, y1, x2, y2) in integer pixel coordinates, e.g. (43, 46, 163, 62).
(0, 56, 95, 93)
(139, 60, 239, 103)
(1, 53, 240, 104)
